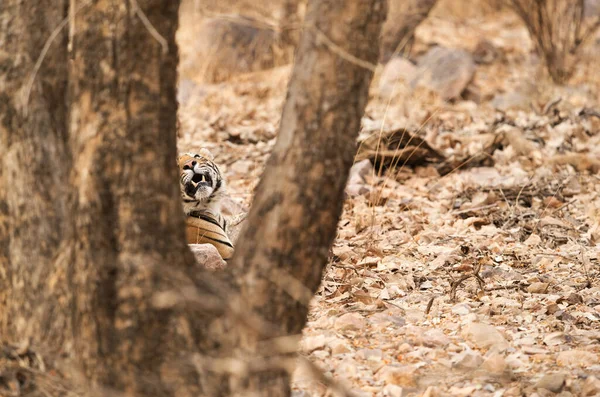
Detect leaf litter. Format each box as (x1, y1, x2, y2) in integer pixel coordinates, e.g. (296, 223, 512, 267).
(179, 3, 600, 397)
(174, 2, 600, 395)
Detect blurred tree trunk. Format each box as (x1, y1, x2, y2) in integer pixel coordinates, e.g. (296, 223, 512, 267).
(227, 0, 387, 394)
(0, 0, 201, 394)
(280, 0, 302, 51)
(0, 0, 73, 356)
(380, 0, 439, 62)
(0, 0, 386, 396)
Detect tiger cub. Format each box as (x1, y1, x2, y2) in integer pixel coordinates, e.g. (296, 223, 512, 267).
(178, 149, 234, 260)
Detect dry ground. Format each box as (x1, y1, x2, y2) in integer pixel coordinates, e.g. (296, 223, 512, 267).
(176, 3, 600, 396)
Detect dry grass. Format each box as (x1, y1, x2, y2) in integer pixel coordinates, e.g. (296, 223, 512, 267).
(506, 0, 600, 83)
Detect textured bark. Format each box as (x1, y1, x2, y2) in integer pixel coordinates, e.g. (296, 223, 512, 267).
(280, 0, 301, 50)
(227, 0, 387, 395)
(380, 0, 439, 62)
(0, 0, 205, 395)
(0, 0, 72, 353)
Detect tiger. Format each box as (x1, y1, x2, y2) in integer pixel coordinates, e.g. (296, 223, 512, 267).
(178, 149, 234, 260)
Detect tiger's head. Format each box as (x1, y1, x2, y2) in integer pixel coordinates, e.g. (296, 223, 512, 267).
(178, 149, 225, 214)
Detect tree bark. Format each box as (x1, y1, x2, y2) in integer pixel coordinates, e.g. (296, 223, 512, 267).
(1, 0, 203, 394)
(380, 0, 439, 63)
(0, 0, 73, 354)
(280, 0, 301, 51)
(227, 0, 387, 394)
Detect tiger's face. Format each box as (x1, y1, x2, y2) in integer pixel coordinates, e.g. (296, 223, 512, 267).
(178, 150, 224, 214)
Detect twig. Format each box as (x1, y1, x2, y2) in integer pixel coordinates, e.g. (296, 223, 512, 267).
(453, 203, 499, 215)
(130, 0, 169, 54)
(23, 0, 93, 115)
(543, 96, 562, 114)
(425, 296, 435, 314)
(449, 261, 485, 301)
(549, 198, 577, 214)
(579, 108, 600, 119)
(309, 23, 377, 72)
(580, 245, 592, 288)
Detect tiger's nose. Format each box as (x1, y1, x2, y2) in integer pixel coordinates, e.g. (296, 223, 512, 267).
(183, 160, 197, 170)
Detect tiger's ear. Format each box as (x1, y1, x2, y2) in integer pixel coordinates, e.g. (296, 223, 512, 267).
(198, 148, 214, 161)
(176, 153, 186, 167)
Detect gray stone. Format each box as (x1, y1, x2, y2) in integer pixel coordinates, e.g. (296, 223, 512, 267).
(453, 350, 484, 370)
(482, 352, 507, 375)
(378, 57, 417, 97)
(421, 329, 451, 347)
(527, 282, 550, 294)
(411, 46, 475, 100)
(378, 365, 418, 387)
(535, 373, 566, 393)
(189, 244, 226, 270)
(357, 348, 383, 362)
(462, 322, 509, 351)
(582, 376, 600, 396)
(334, 313, 367, 332)
(557, 350, 599, 368)
(330, 338, 352, 355)
(382, 384, 404, 397)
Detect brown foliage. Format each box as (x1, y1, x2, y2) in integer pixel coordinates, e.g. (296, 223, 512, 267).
(507, 0, 600, 83)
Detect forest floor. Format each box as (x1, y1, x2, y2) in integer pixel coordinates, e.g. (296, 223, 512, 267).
(176, 6, 600, 397)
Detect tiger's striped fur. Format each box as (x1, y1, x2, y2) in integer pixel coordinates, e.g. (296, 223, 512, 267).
(178, 150, 234, 260)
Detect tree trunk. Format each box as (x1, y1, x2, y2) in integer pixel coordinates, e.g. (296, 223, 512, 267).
(380, 0, 439, 63)
(0, 0, 202, 394)
(227, 0, 387, 394)
(280, 0, 301, 51)
(0, 0, 73, 354)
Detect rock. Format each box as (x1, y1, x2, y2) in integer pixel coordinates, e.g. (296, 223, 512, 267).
(348, 159, 374, 184)
(311, 350, 330, 360)
(382, 384, 404, 397)
(378, 57, 417, 97)
(346, 159, 373, 197)
(491, 92, 530, 111)
(301, 335, 327, 353)
(378, 365, 418, 387)
(421, 329, 451, 347)
(452, 303, 471, 315)
(482, 352, 507, 375)
(473, 39, 501, 64)
(524, 233, 542, 246)
(411, 46, 475, 100)
(334, 313, 367, 332)
(230, 160, 254, 175)
(462, 322, 509, 351)
(557, 293, 583, 305)
(556, 350, 599, 368)
(582, 376, 600, 396)
(528, 282, 550, 294)
(189, 244, 227, 270)
(543, 332, 567, 346)
(335, 359, 359, 379)
(452, 349, 483, 370)
(535, 373, 566, 393)
(357, 348, 383, 362)
(345, 183, 371, 198)
(330, 338, 352, 355)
